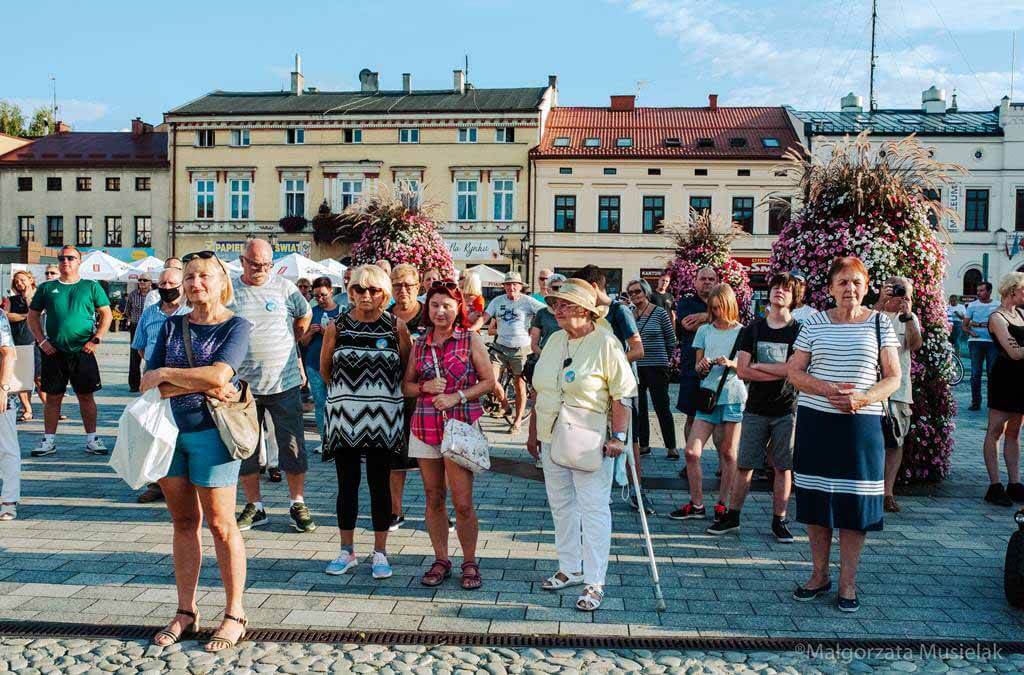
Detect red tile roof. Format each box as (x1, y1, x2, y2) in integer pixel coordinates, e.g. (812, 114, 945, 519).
(532, 106, 801, 160)
(0, 131, 168, 168)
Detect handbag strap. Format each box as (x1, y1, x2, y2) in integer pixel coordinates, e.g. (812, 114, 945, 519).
(710, 329, 741, 401)
(875, 312, 893, 419)
(427, 338, 448, 422)
(180, 317, 195, 368)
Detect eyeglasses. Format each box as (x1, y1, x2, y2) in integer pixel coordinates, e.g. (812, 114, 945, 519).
(540, 276, 550, 282)
(313, 292, 332, 300)
(182, 251, 217, 264)
(393, 282, 418, 290)
(430, 280, 459, 291)
(627, 288, 645, 296)
(57, 255, 79, 262)
(298, 285, 311, 290)
(351, 285, 383, 296)
(240, 255, 273, 271)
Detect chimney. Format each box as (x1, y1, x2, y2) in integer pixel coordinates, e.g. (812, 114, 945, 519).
(841, 92, 864, 113)
(548, 74, 558, 107)
(291, 53, 304, 96)
(131, 117, 151, 136)
(453, 69, 466, 95)
(708, 94, 718, 111)
(402, 73, 412, 94)
(53, 121, 71, 134)
(610, 95, 635, 112)
(922, 85, 946, 114)
(947, 92, 959, 113)
(359, 68, 379, 93)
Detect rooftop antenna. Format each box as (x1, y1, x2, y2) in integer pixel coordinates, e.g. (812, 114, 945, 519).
(464, 54, 469, 84)
(1012, 31, 1017, 101)
(869, 0, 878, 111)
(635, 80, 649, 97)
(49, 75, 57, 134)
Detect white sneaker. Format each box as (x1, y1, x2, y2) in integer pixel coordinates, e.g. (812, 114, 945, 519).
(0, 504, 16, 521)
(325, 549, 358, 576)
(31, 438, 57, 457)
(371, 551, 393, 579)
(85, 438, 108, 455)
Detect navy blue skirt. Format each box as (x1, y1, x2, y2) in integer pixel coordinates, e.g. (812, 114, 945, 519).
(793, 406, 884, 532)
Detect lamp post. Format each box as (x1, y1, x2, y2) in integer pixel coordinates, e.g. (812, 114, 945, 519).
(496, 235, 530, 277)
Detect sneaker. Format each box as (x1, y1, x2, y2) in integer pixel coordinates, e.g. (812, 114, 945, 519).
(638, 446, 651, 456)
(448, 518, 456, 533)
(772, 517, 795, 543)
(883, 495, 901, 513)
(268, 467, 282, 483)
(985, 483, 1014, 507)
(136, 484, 164, 504)
(388, 514, 405, 532)
(793, 580, 832, 602)
(325, 549, 358, 576)
(236, 503, 269, 531)
(290, 502, 317, 532)
(630, 488, 655, 515)
(668, 502, 706, 520)
(837, 595, 860, 613)
(0, 504, 16, 521)
(31, 438, 57, 457)
(84, 438, 108, 455)
(1008, 483, 1024, 503)
(371, 551, 393, 579)
(706, 510, 740, 535)
(666, 449, 680, 460)
(312, 443, 322, 455)
(712, 501, 727, 522)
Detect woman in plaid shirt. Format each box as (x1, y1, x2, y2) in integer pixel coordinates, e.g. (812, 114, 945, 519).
(402, 280, 494, 590)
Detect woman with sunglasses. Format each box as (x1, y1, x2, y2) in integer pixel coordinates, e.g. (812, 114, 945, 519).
(321, 265, 412, 580)
(402, 279, 494, 588)
(387, 264, 426, 532)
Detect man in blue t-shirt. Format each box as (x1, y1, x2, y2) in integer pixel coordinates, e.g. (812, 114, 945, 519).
(675, 267, 719, 435)
(963, 281, 1000, 410)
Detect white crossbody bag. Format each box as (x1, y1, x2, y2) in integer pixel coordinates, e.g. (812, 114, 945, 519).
(549, 334, 608, 472)
(430, 344, 491, 474)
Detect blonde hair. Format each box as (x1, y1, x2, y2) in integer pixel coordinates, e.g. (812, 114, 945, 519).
(12, 270, 36, 292)
(391, 263, 420, 284)
(998, 271, 1024, 299)
(706, 283, 739, 325)
(348, 264, 393, 309)
(460, 270, 482, 297)
(184, 255, 234, 306)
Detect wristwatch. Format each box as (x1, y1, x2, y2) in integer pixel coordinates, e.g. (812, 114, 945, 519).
(611, 431, 628, 443)
(898, 313, 914, 323)
(0, 384, 10, 392)
(457, 390, 467, 404)
(90, 336, 102, 344)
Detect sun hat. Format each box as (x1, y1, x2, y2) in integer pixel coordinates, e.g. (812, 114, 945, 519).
(545, 278, 608, 319)
(503, 271, 523, 284)
(547, 273, 567, 287)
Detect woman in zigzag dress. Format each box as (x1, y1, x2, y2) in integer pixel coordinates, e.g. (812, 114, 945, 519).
(319, 264, 412, 581)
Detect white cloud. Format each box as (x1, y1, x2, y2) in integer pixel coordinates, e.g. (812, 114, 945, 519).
(9, 97, 110, 125)
(620, 0, 1022, 111)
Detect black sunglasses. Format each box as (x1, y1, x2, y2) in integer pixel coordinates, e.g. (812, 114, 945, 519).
(430, 280, 459, 291)
(57, 255, 79, 262)
(182, 251, 217, 263)
(351, 284, 383, 296)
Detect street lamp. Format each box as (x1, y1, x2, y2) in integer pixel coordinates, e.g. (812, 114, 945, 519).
(496, 235, 529, 264)
(995, 228, 1008, 257)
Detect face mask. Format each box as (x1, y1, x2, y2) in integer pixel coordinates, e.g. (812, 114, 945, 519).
(158, 286, 181, 303)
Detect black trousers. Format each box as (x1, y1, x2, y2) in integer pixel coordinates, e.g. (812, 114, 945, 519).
(335, 450, 392, 532)
(635, 365, 677, 449)
(128, 323, 142, 391)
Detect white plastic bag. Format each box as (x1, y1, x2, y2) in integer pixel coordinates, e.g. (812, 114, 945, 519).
(109, 389, 178, 489)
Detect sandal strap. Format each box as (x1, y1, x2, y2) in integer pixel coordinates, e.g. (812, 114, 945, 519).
(223, 613, 247, 626)
(175, 608, 197, 620)
(460, 561, 480, 577)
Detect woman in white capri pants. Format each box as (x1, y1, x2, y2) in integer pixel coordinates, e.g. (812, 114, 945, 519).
(0, 311, 22, 520)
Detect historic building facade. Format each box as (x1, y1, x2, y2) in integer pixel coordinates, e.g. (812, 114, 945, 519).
(791, 88, 1024, 299)
(529, 95, 801, 298)
(0, 119, 169, 261)
(164, 57, 557, 269)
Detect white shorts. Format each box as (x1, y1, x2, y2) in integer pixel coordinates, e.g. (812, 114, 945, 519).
(408, 420, 484, 460)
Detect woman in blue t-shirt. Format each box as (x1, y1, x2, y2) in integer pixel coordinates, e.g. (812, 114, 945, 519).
(141, 252, 252, 653)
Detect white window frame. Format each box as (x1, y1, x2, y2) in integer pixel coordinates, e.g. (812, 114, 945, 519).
(195, 178, 216, 219)
(457, 127, 478, 143)
(496, 127, 515, 143)
(338, 178, 364, 210)
(492, 178, 514, 221)
(195, 130, 215, 147)
(283, 177, 306, 218)
(230, 129, 250, 147)
(229, 177, 252, 220)
(344, 128, 362, 144)
(399, 128, 420, 144)
(286, 128, 305, 144)
(455, 179, 478, 221)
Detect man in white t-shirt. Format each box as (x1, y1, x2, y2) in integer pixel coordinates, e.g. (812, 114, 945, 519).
(479, 271, 545, 432)
(963, 281, 1000, 411)
(946, 294, 967, 353)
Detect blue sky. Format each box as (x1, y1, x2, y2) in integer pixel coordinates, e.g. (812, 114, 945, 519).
(4, 0, 1024, 131)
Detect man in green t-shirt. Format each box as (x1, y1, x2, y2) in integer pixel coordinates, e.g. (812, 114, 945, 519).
(27, 246, 113, 457)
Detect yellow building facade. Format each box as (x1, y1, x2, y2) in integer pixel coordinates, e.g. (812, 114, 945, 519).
(165, 59, 556, 270)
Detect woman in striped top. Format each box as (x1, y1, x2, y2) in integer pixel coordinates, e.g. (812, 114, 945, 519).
(787, 257, 901, 614)
(626, 279, 678, 460)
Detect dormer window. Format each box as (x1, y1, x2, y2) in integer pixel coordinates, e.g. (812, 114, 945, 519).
(729, 137, 748, 148)
(696, 138, 714, 148)
(553, 137, 571, 147)
(584, 137, 601, 148)
(761, 137, 780, 148)
(615, 137, 633, 148)
(664, 137, 682, 147)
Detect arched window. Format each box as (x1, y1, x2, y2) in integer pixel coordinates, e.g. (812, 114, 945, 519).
(1017, 265, 1024, 273)
(963, 268, 983, 297)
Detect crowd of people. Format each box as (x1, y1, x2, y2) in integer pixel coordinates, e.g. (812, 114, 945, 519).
(2, 241, 1024, 640)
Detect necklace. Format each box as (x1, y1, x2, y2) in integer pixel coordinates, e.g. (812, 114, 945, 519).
(562, 328, 593, 368)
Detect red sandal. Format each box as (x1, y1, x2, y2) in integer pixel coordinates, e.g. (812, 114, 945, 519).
(461, 561, 482, 590)
(421, 559, 452, 587)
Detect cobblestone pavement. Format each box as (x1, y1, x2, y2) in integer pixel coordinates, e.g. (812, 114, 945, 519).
(2, 334, 1023, 654)
(1, 637, 1021, 674)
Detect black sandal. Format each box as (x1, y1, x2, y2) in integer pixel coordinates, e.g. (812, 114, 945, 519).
(152, 608, 198, 646)
(205, 613, 247, 653)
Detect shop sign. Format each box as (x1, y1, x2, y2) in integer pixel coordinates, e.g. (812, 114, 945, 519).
(734, 256, 772, 274)
(84, 247, 154, 263)
(947, 184, 961, 232)
(212, 240, 312, 259)
(445, 238, 501, 261)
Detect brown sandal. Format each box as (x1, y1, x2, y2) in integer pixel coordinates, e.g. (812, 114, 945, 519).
(152, 608, 198, 646)
(205, 613, 246, 653)
(461, 561, 482, 590)
(420, 559, 452, 587)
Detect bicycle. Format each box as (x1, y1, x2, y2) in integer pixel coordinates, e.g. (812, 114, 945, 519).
(481, 343, 534, 426)
(950, 349, 965, 386)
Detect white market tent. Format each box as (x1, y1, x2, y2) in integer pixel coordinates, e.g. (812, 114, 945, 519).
(119, 256, 165, 282)
(465, 264, 505, 288)
(271, 253, 331, 283)
(317, 258, 348, 286)
(224, 259, 243, 275)
(79, 251, 131, 281)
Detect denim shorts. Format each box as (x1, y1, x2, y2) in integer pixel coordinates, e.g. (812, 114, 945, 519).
(695, 402, 744, 425)
(166, 427, 241, 488)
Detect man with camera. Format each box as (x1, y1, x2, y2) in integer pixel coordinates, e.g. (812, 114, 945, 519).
(874, 277, 923, 513)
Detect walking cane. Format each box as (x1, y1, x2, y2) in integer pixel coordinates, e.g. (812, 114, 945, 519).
(625, 449, 667, 612)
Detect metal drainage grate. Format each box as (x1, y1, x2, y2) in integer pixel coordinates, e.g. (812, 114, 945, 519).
(0, 621, 1021, 653)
